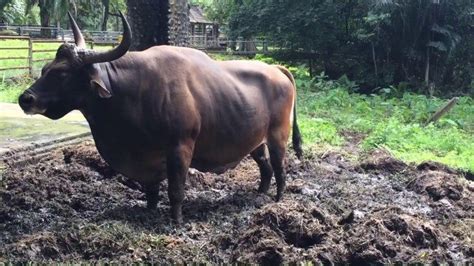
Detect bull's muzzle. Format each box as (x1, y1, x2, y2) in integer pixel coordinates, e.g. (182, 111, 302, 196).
(19, 91, 45, 115)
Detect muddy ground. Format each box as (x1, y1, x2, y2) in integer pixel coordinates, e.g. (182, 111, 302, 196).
(0, 138, 472, 264)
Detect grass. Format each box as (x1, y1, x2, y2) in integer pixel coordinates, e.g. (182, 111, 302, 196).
(0, 39, 113, 101)
(0, 39, 63, 78)
(1, 50, 472, 172)
(0, 39, 113, 78)
(296, 73, 474, 172)
(0, 79, 25, 103)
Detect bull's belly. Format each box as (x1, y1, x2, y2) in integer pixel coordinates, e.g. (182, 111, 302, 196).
(190, 159, 242, 174)
(99, 147, 243, 181)
(91, 126, 265, 183)
(191, 136, 265, 174)
(94, 141, 249, 183)
(93, 140, 167, 184)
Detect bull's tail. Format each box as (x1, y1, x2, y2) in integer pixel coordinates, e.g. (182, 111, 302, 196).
(275, 65, 303, 159)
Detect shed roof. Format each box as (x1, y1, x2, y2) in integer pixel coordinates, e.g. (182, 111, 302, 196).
(190, 5, 214, 24)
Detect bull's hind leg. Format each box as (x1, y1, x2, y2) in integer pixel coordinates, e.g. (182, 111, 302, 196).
(166, 139, 194, 224)
(251, 144, 273, 193)
(267, 131, 289, 201)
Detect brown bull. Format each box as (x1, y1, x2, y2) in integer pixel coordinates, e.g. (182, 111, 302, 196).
(18, 13, 302, 223)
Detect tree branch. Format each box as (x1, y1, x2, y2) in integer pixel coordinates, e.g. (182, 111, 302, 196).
(425, 97, 459, 125)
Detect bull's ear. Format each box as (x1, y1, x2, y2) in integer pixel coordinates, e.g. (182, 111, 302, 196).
(88, 65, 112, 98)
(90, 78, 112, 98)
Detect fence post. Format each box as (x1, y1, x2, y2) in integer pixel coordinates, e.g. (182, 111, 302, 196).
(28, 38, 33, 77)
(263, 39, 268, 53)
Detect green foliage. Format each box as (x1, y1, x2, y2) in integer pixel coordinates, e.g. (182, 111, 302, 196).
(208, 53, 247, 61)
(224, 0, 473, 95)
(0, 0, 120, 31)
(298, 116, 343, 146)
(0, 29, 18, 35)
(0, 0, 13, 21)
(0, 74, 29, 103)
(0, 0, 39, 24)
(364, 119, 474, 170)
(107, 0, 126, 30)
(297, 73, 474, 172)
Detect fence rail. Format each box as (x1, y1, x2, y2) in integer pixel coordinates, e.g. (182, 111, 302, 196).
(1, 33, 280, 80)
(1, 25, 122, 43)
(2, 24, 278, 54)
(0, 36, 117, 78)
(189, 37, 280, 55)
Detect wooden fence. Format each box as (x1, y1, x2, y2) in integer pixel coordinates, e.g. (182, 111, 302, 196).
(190, 37, 276, 55)
(0, 34, 278, 80)
(1, 25, 122, 43)
(0, 36, 116, 78)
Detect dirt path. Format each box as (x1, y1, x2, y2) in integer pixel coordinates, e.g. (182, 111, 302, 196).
(0, 103, 88, 155)
(0, 140, 472, 263)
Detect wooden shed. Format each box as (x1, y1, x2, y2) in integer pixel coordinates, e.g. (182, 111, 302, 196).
(189, 5, 219, 48)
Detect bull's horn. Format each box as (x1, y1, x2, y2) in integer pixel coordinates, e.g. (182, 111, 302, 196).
(81, 11, 132, 65)
(68, 11, 86, 48)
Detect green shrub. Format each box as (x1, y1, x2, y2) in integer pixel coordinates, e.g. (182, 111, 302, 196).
(297, 74, 474, 172)
(0, 75, 31, 103)
(0, 30, 19, 36)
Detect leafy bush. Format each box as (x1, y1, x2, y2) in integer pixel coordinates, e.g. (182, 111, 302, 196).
(0, 29, 19, 36)
(364, 119, 474, 171)
(0, 74, 31, 103)
(298, 75, 474, 172)
(225, 0, 474, 95)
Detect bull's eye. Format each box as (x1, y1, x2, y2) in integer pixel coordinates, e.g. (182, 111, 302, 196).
(49, 69, 69, 79)
(59, 71, 69, 78)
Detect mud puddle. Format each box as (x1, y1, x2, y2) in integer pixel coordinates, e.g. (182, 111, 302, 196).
(0, 140, 472, 263)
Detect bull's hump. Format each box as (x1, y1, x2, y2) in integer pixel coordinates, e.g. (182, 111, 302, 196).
(139, 45, 211, 62)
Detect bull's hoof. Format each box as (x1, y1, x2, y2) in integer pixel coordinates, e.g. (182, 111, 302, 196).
(172, 217, 183, 225)
(275, 192, 284, 202)
(171, 213, 183, 225)
(257, 182, 271, 194)
(257, 186, 270, 194)
(170, 205, 183, 225)
(145, 186, 160, 210)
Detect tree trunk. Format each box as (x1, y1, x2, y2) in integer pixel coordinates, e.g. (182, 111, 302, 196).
(424, 47, 430, 85)
(39, 5, 51, 38)
(372, 42, 378, 86)
(168, 0, 189, 47)
(126, 0, 170, 51)
(425, 97, 459, 125)
(102, 0, 110, 31)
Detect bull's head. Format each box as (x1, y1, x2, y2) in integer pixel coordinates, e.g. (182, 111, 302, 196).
(18, 12, 131, 119)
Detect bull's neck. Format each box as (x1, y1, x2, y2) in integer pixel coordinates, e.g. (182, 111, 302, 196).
(80, 60, 133, 125)
(79, 56, 162, 132)
(97, 62, 114, 94)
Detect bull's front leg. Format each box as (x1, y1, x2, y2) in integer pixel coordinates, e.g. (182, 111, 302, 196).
(144, 183, 160, 209)
(166, 139, 194, 224)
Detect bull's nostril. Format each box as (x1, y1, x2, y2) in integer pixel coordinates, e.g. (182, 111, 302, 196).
(19, 93, 35, 106)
